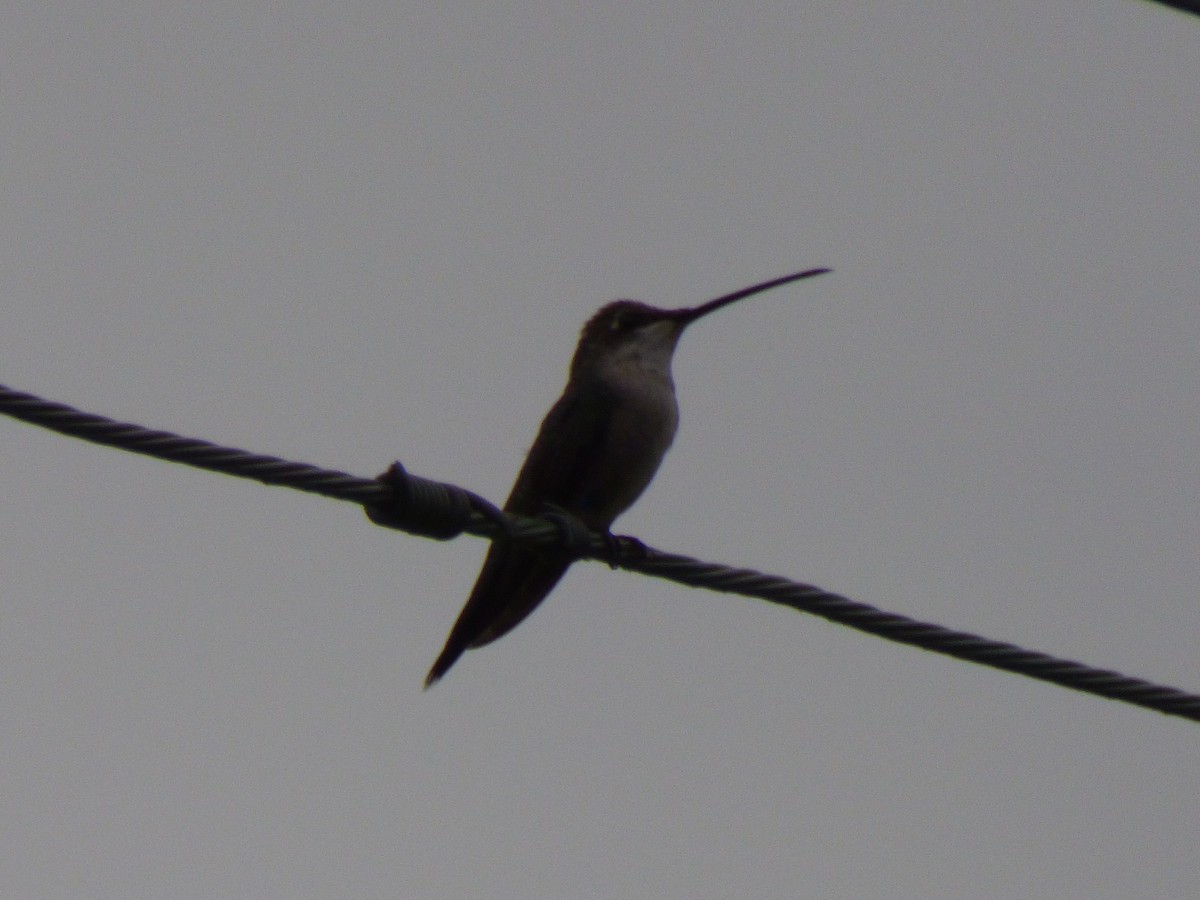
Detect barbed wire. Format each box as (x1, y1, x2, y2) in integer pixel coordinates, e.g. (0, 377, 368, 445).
(3, 381, 1197, 722)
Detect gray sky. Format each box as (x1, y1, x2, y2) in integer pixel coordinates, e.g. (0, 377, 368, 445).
(3, 3, 1198, 898)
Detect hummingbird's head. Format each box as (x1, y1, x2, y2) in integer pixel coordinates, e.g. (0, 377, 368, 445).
(569, 301, 685, 381)
(567, 268, 832, 381)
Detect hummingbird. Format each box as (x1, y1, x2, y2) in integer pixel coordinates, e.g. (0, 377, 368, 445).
(425, 267, 831, 685)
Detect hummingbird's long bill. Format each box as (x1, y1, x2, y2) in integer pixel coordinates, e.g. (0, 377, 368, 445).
(676, 267, 831, 323)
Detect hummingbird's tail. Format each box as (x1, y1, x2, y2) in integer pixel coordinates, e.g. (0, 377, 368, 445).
(424, 643, 463, 688)
(423, 545, 573, 687)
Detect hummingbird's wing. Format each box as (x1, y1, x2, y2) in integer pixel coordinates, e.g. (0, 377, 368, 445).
(502, 375, 626, 523)
(424, 379, 621, 686)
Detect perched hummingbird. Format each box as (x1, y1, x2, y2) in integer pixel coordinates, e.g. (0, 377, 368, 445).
(425, 267, 830, 685)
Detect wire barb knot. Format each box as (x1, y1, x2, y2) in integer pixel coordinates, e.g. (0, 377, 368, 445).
(365, 461, 477, 540)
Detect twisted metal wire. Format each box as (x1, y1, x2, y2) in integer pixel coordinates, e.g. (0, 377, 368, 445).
(0, 384, 384, 504)
(620, 551, 1200, 719)
(3, 381, 1197, 722)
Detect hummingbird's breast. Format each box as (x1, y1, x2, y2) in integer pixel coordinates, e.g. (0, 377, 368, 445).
(582, 363, 680, 526)
(505, 345, 682, 532)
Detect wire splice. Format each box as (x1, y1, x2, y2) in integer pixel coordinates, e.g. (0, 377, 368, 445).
(366, 461, 475, 540)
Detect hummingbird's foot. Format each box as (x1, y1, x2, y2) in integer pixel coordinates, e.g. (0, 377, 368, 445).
(537, 506, 641, 569)
(538, 504, 595, 559)
(594, 532, 627, 569)
(608, 534, 648, 569)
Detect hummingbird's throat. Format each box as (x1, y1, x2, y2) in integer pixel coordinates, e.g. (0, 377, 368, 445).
(606, 318, 683, 378)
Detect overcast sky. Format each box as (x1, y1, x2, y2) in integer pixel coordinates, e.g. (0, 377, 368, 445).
(2, 3, 1198, 898)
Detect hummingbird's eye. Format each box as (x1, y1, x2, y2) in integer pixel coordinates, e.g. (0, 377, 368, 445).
(609, 307, 648, 332)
